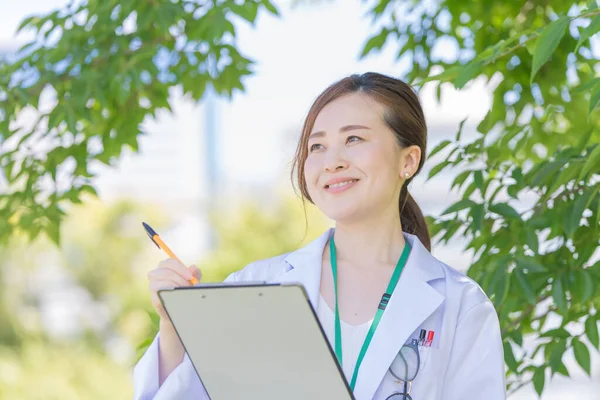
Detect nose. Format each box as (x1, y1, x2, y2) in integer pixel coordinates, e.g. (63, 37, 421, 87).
(323, 145, 349, 173)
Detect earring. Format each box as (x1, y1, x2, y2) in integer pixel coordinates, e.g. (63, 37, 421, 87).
(404, 172, 411, 179)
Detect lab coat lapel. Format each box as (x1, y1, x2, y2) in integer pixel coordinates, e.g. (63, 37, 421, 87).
(353, 234, 445, 400)
(278, 228, 333, 309)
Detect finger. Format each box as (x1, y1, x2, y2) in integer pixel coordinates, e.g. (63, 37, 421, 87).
(148, 269, 192, 287)
(158, 258, 194, 281)
(189, 265, 202, 280)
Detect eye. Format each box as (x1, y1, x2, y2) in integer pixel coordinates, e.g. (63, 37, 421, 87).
(346, 135, 363, 143)
(309, 143, 324, 152)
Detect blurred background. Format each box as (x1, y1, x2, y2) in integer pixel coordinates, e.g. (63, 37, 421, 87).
(1, 0, 599, 399)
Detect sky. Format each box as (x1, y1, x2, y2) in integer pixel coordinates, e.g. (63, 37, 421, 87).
(1, 1, 599, 398)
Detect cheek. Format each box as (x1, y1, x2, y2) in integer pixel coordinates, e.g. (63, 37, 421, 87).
(350, 145, 400, 182)
(303, 156, 321, 190)
(349, 145, 385, 170)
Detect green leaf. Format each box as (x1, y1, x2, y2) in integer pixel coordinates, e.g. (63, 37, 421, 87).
(470, 203, 484, 233)
(512, 167, 524, 184)
(585, 315, 599, 349)
(420, 66, 462, 85)
(488, 185, 503, 204)
(526, 229, 539, 253)
(360, 28, 391, 57)
(555, 360, 570, 377)
(579, 145, 600, 180)
(231, 2, 259, 23)
(428, 160, 450, 179)
(453, 60, 484, 89)
(573, 269, 595, 304)
(507, 185, 520, 199)
(548, 338, 567, 371)
(463, 181, 477, 199)
(540, 328, 571, 338)
(429, 140, 452, 158)
(545, 160, 583, 200)
(45, 220, 61, 246)
(370, 0, 394, 16)
(530, 16, 570, 84)
(578, 186, 599, 221)
(16, 15, 41, 34)
(566, 185, 600, 237)
(589, 81, 600, 113)
(451, 170, 472, 190)
(576, 128, 594, 152)
(531, 160, 563, 187)
(80, 185, 98, 198)
(514, 268, 536, 305)
(489, 202, 521, 219)
(552, 276, 567, 314)
(456, 117, 467, 141)
(441, 199, 476, 215)
(262, 0, 279, 16)
(571, 77, 600, 95)
(576, 14, 600, 52)
(573, 337, 591, 375)
(503, 341, 518, 371)
(533, 367, 545, 396)
(473, 170, 484, 192)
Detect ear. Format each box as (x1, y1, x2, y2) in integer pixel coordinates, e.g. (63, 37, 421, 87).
(398, 145, 421, 178)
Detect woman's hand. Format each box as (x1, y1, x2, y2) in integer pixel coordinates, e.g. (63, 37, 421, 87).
(147, 259, 201, 321)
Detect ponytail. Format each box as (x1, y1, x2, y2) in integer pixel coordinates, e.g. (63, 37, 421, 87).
(400, 188, 431, 251)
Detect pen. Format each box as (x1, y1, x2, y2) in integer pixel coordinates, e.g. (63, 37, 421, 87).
(419, 329, 427, 346)
(425, 330, 435, 347)
(142, 222, 199, 285)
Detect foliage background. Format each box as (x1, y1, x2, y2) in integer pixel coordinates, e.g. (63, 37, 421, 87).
(1, 0, 600, 398)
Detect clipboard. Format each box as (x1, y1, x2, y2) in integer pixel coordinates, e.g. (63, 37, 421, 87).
(158, 282, 355, 400)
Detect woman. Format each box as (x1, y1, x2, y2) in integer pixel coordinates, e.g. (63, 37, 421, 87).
(134, 72, 506, 400)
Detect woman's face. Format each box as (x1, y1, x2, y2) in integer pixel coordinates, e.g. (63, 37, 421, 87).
(304, 93, 417, 223)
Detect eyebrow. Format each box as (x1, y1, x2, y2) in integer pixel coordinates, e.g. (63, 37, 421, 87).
(308, 124, 371, 140)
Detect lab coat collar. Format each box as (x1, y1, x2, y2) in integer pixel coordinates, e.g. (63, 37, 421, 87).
(279, 228, 333, 308)
(280, 228, 446, 400)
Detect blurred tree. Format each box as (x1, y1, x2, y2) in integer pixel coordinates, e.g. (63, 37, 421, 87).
(0, 342, 134, 400)
(200, 195, 329, 282)
(0, 197, 166, 398)
(360, 0, 600, 396)
(0, 193, 328, 397)
(0, 0, 279, 246)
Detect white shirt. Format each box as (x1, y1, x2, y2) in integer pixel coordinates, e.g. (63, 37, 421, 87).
(317, 294, 373, 381)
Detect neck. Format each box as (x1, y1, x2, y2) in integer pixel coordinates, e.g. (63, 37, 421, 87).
(331, 213, 406, 268)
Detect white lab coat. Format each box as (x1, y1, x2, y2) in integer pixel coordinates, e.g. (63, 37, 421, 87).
(133, 228, 506, 400)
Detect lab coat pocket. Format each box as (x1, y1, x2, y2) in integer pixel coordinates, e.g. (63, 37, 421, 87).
(417, 345, 435, 371)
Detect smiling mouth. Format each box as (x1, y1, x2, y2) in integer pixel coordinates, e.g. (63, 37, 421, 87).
(325, 179, 359, 189)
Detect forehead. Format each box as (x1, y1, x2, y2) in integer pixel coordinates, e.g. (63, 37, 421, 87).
(312, 93, 386, 131)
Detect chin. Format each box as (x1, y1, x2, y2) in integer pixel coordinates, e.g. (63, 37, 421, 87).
(320, 204, 365, 223)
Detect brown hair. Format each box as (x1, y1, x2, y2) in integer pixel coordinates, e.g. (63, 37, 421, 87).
(291, 72, 431, 251)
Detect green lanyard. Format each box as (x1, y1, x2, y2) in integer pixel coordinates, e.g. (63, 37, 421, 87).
(329, 237, 411, 391)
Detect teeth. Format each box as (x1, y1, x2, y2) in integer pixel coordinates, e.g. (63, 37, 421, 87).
(328, 180, 356, 189)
